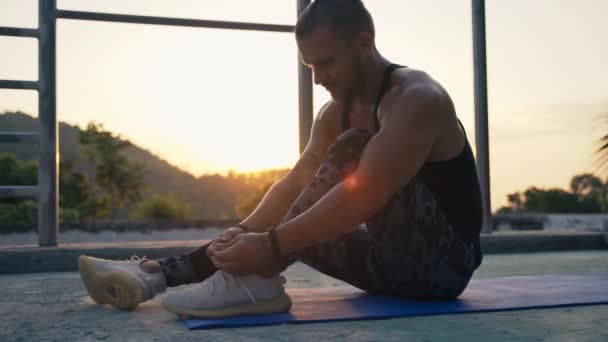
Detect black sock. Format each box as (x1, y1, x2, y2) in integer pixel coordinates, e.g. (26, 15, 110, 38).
(157, 241, 217, 287)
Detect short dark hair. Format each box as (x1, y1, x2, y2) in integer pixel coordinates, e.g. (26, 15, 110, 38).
(295, 0, 375, 42)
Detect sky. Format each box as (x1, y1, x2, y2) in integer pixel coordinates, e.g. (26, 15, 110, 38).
(1, 0, 607, 211)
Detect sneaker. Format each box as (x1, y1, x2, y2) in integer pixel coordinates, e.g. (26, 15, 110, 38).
(162, 270, 292, 318)
(78, 255, 167, 310)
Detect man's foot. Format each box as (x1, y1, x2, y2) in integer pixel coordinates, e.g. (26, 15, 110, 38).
(162, 270, 292, 318)
(78, 255, 167, 310)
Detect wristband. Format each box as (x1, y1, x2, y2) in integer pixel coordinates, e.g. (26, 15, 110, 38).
(267, 226, 282, 257)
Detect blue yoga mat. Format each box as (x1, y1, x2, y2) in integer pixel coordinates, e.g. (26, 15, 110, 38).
(184, 273, 608, 330)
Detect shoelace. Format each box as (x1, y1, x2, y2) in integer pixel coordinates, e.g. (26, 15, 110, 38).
(209, 271, 256, 304)
(129, 255, 149, 264)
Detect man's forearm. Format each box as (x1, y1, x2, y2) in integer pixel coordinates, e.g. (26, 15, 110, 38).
(274, 176, 386, 255)
(238, 176, 302, 233)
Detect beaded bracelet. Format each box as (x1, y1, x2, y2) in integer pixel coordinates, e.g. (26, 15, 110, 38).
(267, 226, 282, 257)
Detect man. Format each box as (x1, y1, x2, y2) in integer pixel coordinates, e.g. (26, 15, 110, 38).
(78, 0, 483, 318)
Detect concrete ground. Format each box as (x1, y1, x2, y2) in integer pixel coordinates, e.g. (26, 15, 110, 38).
(1, 250, 607, 341)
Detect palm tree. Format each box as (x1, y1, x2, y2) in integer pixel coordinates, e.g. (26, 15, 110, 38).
(593, 112, 608, 210)
(594, 112, 608, 170)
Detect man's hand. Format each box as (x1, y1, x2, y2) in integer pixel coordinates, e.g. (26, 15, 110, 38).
(210, 232, 286, 277)
(206, 226, 246, 259)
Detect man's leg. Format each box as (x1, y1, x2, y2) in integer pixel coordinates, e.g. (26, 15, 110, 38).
(278, 128, 386, 293)
(363, 177, 478, 299)
(142, 128, 374, 289)
(280, 128, 478, 299)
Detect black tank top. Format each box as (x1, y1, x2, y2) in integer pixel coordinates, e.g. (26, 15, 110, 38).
(342, 64, 483, 265)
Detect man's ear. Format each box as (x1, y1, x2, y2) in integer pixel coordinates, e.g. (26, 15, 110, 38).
(355, 31, 374, 57)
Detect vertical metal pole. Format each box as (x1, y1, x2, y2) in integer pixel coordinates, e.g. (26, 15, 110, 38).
(297, 0, 313, 154)
(38, 0, 59, 246)
(472, 0, 492, 233)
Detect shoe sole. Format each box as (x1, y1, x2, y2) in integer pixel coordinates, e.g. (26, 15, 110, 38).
(162, 293, 293, 318)
(78, 255, 144, 310)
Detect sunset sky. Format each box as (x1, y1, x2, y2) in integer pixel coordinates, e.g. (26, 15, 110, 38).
(1, 0, 607, 211)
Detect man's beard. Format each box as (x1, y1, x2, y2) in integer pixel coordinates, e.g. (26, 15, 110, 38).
(334, 58, 365, 103)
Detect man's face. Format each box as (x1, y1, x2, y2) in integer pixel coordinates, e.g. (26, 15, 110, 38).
(297, 25, 365, 102)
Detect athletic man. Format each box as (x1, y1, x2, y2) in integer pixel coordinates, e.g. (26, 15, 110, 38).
(79, 0, 483, 318)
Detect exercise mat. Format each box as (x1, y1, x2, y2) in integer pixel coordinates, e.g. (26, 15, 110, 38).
(184, 273, 608, 329)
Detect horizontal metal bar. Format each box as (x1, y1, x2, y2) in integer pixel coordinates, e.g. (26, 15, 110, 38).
(0, 80, 39, 90)
(0, 132, 39, 144)
(0, 26, 39, 38)
(0, 186, 38, 199)
(56, 10, 295, 33)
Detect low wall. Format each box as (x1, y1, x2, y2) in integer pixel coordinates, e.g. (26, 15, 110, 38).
(0, 218, 241, 234)
(494, 213, 608, 231)
(0, 230, 606, 274)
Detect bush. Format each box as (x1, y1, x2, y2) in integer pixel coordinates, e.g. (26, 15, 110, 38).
(60, 207, 80, 223)
(0, 200, 37, 224)
(131, 194, 190, 220)
(0, 201, 82, 226)
(235, 182, 273, 218)
(0, 153, 37, 186)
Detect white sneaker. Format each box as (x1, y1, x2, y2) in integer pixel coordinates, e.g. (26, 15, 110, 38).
(78, 255, 167, 310)
(162, 270, 292, 318)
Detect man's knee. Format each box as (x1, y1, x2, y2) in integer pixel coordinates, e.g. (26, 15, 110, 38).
(326, 128, 372, 160)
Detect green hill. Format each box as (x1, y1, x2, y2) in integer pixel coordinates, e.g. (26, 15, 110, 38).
(0, 111, 289, 219)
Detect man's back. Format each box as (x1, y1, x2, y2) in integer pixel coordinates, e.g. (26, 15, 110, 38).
(316, 66, 467, 166)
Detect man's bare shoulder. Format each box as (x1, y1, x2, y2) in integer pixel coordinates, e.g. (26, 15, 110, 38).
(381, 67, 464, 162)
(393, 68, 446, 99)
(379, 69, 440, 114)
(380, 67, 455, 120)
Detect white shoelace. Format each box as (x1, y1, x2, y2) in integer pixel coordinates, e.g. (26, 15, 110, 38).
(130, 255, 147, 262)
(106, 255, 148, 263)
(235, 277, 256, 304)
(209, 271, 256, 304)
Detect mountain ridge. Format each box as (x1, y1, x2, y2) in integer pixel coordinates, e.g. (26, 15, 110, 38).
(0, 111, 288, 219)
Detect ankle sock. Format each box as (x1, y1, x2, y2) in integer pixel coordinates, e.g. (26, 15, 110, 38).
(157, 242, 217, 287)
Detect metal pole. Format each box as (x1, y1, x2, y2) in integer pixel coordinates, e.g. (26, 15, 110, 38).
(0, 80, 39, 90)
(472, 0, 492, 233)
(0, 26, 39, 38)
(38, 0, 59, 246)
(297, 0, 313, 154)
(56, 10, 294, 33)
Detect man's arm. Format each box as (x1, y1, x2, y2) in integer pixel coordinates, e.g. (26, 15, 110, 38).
(275, 83, 445, 255)
(237, 102, 339, 233)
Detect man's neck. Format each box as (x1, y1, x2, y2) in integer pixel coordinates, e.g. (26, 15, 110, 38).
(351, 53, 392, 110)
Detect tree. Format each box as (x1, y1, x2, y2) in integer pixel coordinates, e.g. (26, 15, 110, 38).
(507, 192, 523, 212)
(595, 111, 608, 174)
(131, 193, 190, 220)
(570, 173, 606, 211)
(499, 173, 606, 214)
(522, 187, 581, 213)
(79, 122, 146, 218)
(235, 182, 274, 218)
(0, 153, 36, 187)
(59, 159, 97, 219)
